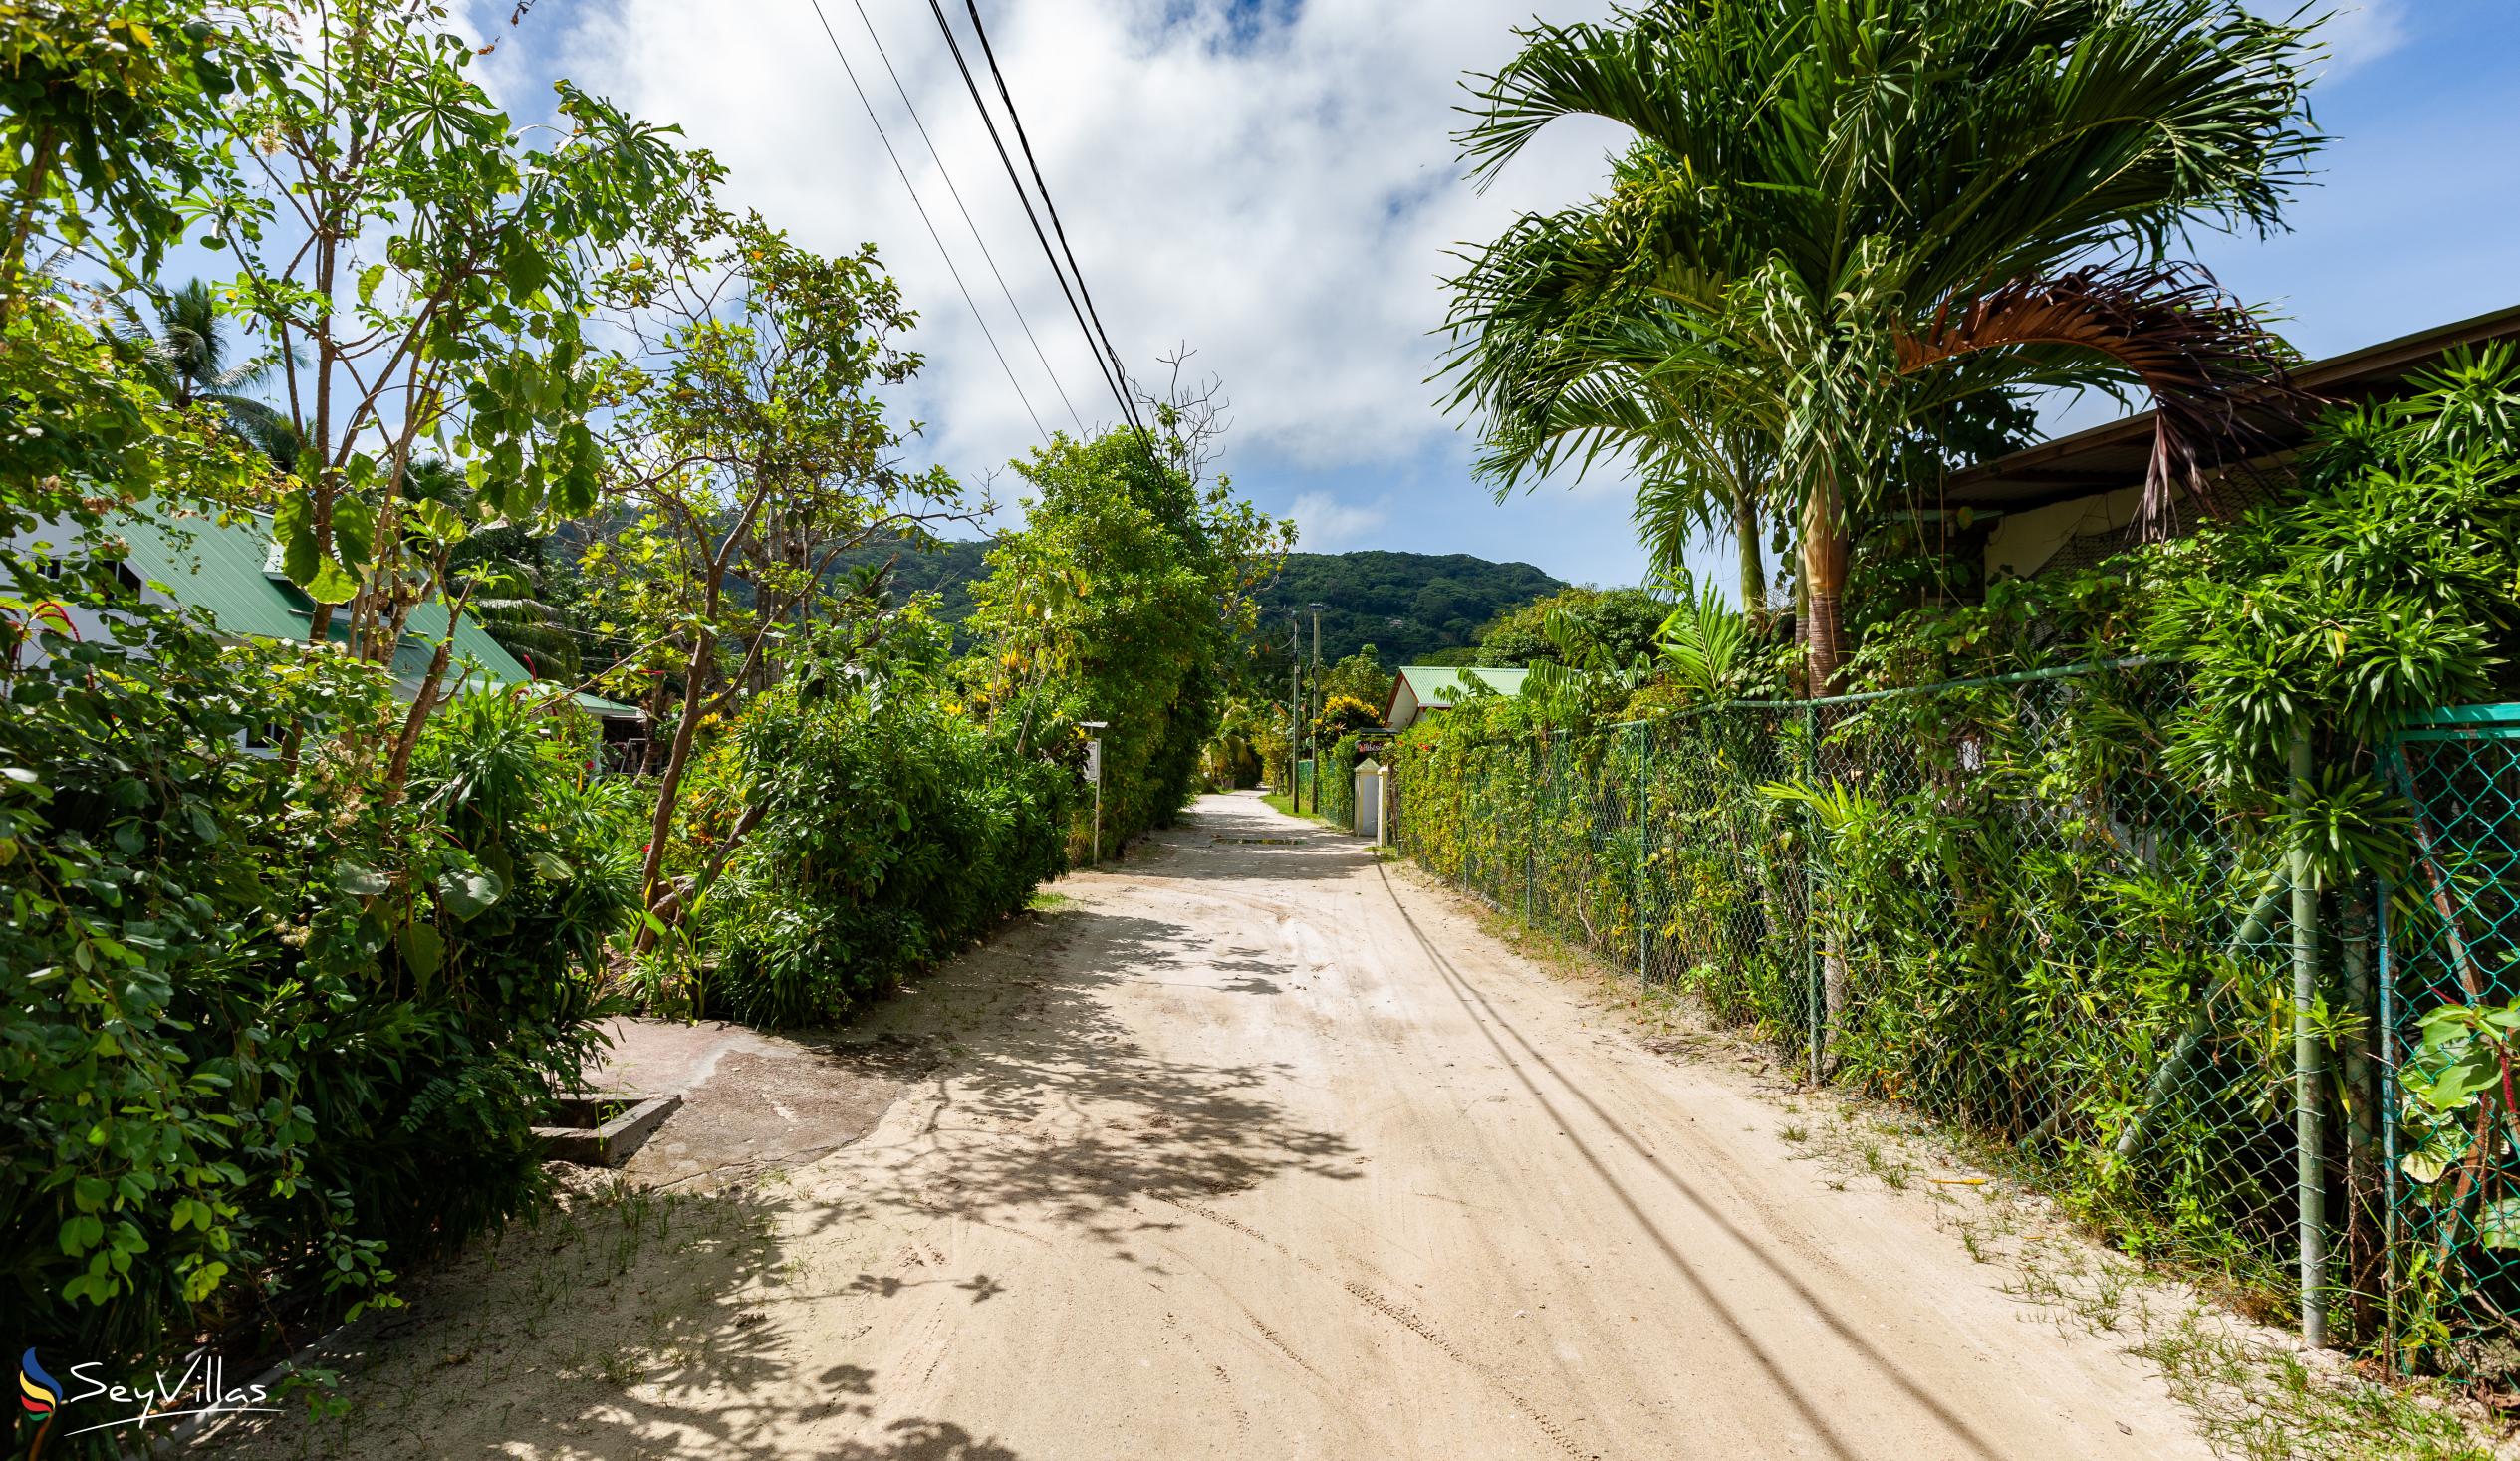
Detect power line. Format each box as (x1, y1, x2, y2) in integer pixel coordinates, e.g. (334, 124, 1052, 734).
(955, 0, 1148, 439)
(805, 0, 1052, 449)
(846, 0, 1086, 437)
(918, 0, 1139, 437)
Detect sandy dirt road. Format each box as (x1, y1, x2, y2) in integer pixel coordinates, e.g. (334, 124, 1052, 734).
(215, 792, 2215, 1460)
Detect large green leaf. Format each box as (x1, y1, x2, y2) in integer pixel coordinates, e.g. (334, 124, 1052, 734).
(398, 920, 444, 980)
(435, 866, 507, 921)
(303, 556, 359, 606)
(2477, 1198, 2520, 1250)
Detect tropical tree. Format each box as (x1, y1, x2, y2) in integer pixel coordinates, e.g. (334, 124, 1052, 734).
(968, 417, 1291, 859)
(590, 215, 972, 941)
(1318, 641, 1395, 711)
(1443, 144, 1786, 613)
(1447, 0, 2323, 689)
(1477, 585, 1669, 669)
(201, 0, 701, 659)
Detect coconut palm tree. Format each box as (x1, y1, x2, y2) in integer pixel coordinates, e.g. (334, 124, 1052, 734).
(1446, 0, 2322, 689)
(118, 278, 303, 468)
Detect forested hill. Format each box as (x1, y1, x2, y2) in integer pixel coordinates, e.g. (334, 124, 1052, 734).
(1247, 551, 1565, 665)
(844, 541, 1565, 666)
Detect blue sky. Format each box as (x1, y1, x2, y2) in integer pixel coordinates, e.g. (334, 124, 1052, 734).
(467, 0, 2517, 590)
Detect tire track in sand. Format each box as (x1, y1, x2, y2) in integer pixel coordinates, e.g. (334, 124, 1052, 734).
(1165, 1198, 1588, 1459)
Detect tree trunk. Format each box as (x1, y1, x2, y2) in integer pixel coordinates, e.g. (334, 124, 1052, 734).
(1801, 474, 1850, 695)
(1734, 483, 1766, 620)
(380, 600, 462, 804)
(634, 627, 715, 952)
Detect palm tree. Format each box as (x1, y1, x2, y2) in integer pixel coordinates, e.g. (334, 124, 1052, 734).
(1447, 0, 2322, 689)
(1444, 145, 1785, 616)
(121, 279, 302, 468)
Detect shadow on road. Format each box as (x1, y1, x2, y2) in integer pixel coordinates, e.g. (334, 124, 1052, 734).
(1373, 860, 2008, 1461)
(201, 1177, 1036, 1461)
(801, 894, 1363, 1264)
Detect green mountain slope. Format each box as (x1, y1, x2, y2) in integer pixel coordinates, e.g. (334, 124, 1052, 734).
(1247, 551, 1566, 666)
(838, 541, 1565, 667)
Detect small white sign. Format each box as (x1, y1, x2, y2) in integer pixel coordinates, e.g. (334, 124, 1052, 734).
(1084, 737, 1102, 782)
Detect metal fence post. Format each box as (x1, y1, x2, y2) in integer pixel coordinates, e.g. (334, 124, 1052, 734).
(2378, 842, 2400, 1366)
(1637, 723, 1650, 985)
(1804, 697, 1824, 1085)
(1525, 739, 1538, 924)
(2291, 728, 2327, 1348)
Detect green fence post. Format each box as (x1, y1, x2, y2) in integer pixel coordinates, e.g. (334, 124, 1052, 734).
(2291, 729, 2328, 1349)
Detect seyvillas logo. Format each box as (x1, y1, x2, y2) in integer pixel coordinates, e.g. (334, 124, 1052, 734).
(12, 1348, 278, 1452)
(16, 1350, 58, 1418)
(17, 1350, 62, 1461)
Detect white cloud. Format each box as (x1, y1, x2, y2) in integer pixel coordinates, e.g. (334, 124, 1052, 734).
(2245, 0, 2409, 77)
(2316, 1, 2410, 74)
(480, 0, 1624, 501)
(1286, 490, 1388, 552)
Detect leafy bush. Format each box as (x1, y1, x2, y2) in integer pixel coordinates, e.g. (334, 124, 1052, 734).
(681, 677, 1071, 1028)
(2, 568, 631, 1399)
(966, 427, 1288, 859)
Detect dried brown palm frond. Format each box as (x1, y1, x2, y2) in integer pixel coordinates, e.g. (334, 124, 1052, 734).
(1897, 263, 2318, 539)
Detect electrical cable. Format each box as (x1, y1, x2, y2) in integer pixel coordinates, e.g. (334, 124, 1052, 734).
(847, 0, 1086, 437)
(805, 0, 1052, 448)
(956, 0, 1148, 438)
(918, 0, 1139, 437)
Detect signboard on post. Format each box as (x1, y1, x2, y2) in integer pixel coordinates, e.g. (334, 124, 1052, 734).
(1080, 722, 1108, 865)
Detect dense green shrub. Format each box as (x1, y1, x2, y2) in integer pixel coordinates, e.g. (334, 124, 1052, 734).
(2, 570, 633, 1399)
(682, 677, 1071, 1028)
(966, 427, 1289, 859)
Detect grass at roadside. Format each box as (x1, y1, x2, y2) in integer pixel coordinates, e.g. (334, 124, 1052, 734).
(1262, 791, 1330, 825)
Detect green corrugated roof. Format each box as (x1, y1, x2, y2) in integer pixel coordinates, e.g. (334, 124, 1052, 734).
(112, 508, 533, 691)
(1396, 665, 1530, 707)
(114, 508, 307, 640)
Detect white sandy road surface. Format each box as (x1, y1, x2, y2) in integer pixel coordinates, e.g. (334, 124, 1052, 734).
(211, 791, 2216, 1461)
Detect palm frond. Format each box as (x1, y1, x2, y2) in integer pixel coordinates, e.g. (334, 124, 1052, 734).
(1897, 261, 2312, 535)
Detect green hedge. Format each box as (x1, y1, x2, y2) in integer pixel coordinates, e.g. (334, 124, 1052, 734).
(3, 582, 633, 1405)
(683, 681, 1072, 1028)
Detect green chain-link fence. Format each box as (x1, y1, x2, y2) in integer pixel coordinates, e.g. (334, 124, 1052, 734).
(1386, 661, 2514, 1367)
(1319, 742, 1356, 830)
(2384, 703, 2520, 1376)
(1289, 747, 1361, 829)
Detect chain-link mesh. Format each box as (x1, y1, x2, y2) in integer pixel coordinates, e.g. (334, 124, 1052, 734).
(1292, 758, 1314, 813)
(1319, 748, 1355, 830)
(1386, 661, 2475, 1362)
(2384, 706, 2520, 1378)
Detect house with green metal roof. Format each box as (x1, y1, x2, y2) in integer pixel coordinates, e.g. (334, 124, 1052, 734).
(1383, 665, 1530, 731)
(13, 507, 641, 727)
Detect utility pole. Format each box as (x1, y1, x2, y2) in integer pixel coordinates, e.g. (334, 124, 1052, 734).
(1307, 603, 1325, 814)
(1287, 612, 1301, 808)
